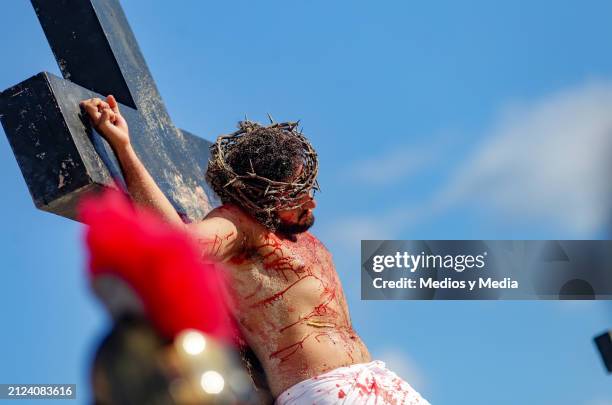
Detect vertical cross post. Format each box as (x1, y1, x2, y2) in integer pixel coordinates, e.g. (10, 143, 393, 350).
(0, 0, 218, 222)
(0, 0, 272, 399)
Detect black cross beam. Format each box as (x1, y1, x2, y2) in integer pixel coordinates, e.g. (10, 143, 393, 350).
(0, 1, 272, 397)
(594, 330, 612, 374)
(0, 0, 219, 222)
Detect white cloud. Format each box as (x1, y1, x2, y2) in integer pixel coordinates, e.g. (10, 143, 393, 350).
(438, 80, 612, 235)
(334, 80, 612, 240)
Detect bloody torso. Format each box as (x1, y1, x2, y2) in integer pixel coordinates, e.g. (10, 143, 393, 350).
(222, 216, 371, 397)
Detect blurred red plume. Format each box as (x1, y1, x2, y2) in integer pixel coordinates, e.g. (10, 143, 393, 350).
(79, 189, 238, 344)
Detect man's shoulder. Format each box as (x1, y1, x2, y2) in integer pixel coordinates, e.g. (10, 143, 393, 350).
(205, 204, 261, 233)
(207, 203, 247, 220)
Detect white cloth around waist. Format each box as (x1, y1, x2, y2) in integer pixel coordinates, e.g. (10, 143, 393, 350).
(275, 360, 430, 405)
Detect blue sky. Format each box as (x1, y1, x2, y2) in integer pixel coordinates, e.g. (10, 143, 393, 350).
(1, 1, 611, 404)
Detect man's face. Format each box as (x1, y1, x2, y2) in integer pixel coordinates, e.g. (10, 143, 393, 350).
(276, 190, 316, 235)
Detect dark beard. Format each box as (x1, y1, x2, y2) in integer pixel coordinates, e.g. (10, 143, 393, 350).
(277, 214, 315, 235)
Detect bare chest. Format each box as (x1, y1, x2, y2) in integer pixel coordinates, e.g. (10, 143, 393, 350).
(227, 232, 338, 310)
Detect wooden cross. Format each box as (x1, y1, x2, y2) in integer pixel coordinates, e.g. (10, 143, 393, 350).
(0, 0, 218, 222)
(0, 1, 272, 401)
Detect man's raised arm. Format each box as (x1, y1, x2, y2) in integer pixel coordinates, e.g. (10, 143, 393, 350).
(81, 95, 183, 226)
(80, 96, 246, 261)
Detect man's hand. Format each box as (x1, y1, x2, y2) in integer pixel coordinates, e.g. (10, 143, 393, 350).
(80, 95, 130, 149)
(80, 95, 182, 225)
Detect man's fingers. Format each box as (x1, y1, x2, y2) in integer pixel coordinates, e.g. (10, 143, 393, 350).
(107, 95, 120, 114)
(97, 107, 118, 129)
(82, 102, 102, 121)
(98, 108, 110, 125)
(80, 98, 103, 111)
(81, 98, 120, 125)
(97, 100, 110, 112)
(108, 109, 118, 124)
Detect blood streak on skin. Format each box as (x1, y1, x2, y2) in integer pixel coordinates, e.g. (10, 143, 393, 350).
(237, 230, 360, 365)
(244, 280, 264, 300)
(248, 234, 321, 308)
(197, 231, 235, 257)
(271, 324, 358, 365)
(268, 332, 314, 363)
(229, 253, 248, 265)
(268, 329, 353, 364)
(278, 288, 339, 332)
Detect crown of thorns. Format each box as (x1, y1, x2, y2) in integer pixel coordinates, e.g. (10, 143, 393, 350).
(207, 120, 319, 229)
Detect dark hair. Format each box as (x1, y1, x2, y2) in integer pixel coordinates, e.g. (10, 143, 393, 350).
(206, 121, 318, 231)
(226, 127, 304, 182)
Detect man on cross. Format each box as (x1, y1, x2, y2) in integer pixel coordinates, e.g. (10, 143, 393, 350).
(80, 96, 429, 404)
